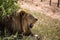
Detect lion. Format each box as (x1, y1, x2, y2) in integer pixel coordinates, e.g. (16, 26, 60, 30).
(0, 10, 38, 37)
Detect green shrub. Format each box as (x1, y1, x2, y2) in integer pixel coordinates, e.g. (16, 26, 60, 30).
(0, 0, 19, 21)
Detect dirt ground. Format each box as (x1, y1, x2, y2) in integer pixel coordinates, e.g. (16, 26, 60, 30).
(18, 0, 60, 20)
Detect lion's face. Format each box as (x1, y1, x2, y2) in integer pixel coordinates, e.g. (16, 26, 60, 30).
(26, 14, 38, 28)
(20, 11, 38, 28)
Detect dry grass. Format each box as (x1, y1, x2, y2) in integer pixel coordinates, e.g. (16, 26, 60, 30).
(30, 11, 60, 40)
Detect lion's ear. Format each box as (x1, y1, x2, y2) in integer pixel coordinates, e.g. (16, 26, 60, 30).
(20, 11, 24, 16)
(20, 11, 28, 18)
(20, 11, 26, 17)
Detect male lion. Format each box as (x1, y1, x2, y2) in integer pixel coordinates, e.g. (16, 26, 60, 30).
(0, 10, 38, 37)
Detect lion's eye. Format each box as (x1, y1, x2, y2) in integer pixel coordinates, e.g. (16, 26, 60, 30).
(28, 15, 34, 19)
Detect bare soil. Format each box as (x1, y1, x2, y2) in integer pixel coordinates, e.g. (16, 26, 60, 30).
(18, 0, 60, 20)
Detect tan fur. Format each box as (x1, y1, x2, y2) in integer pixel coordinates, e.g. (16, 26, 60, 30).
(20, 11, 38, 35)
(12, 13, 23, 33)
(2, 10, 38, 36)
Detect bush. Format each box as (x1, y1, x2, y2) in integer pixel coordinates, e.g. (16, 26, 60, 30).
(0, 0, 19, 21)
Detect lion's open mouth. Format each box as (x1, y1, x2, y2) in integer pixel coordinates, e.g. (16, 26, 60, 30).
(29, 23, 33, 28)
